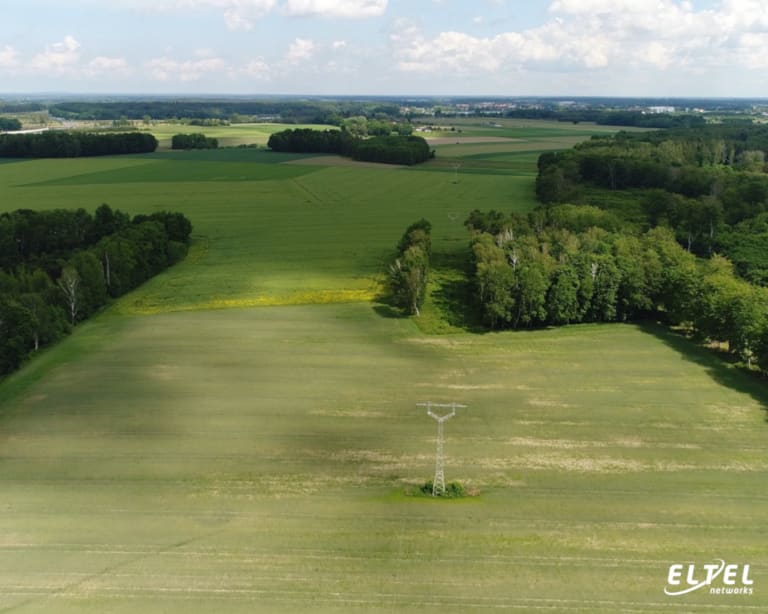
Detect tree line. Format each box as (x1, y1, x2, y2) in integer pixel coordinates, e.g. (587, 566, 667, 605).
(505, 108, 706, 129)
(465, 206, 768, 371)
(0, 131, 158, 158)
(354, 135, 432, 165)
(267, 128, 433, 166)
(48, 100, 403, 125)
(389, 219, 432, 316)
(0, 205, 191, 376)
(171, 133, 218, 150)
(0, 118, 22, 131)
(0, 103, 45, 113)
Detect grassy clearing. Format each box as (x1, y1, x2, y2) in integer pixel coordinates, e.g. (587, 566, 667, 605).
(0, 305, 766, 612)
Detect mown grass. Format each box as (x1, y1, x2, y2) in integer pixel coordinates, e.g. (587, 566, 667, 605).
(0, 120, 765, 612)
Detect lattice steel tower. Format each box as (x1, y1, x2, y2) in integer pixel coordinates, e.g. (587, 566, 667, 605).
(417, 401, 467, 496)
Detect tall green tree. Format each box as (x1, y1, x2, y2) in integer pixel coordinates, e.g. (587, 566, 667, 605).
(390, 219, 432, 317)
(390, 245, 428, 316)
(547, 264, 580, 325)
(68, 251, 107, 319)
(0, 298, 33, 374)
(57, 266, 80, 325)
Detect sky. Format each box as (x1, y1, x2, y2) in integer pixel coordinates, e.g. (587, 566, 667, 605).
(1, 0, 767, 97)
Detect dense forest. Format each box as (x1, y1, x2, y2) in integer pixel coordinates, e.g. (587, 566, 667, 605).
(453, 122, 768, 373)
(267, 128, 432, 165)
(0, 205, 191, 376)
(464, 205, 768, 371)
(0, 118, 22, 131)
(0, 131, 158, 158)
(536, 124, 768, 284)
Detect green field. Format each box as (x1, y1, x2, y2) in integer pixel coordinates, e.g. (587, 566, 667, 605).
(145, 122, 336, 149)
(0, 121, 766, 612)
(423, 117, 638, 139)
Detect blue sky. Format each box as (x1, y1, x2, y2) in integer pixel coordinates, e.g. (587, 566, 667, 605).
(1, 0, 765, 96)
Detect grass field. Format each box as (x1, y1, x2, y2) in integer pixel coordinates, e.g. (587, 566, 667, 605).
(145, 122, 336, 149)
(0, 120, 766, 612)
(3, 148, 533, 313)
(422, 117, 644, 139)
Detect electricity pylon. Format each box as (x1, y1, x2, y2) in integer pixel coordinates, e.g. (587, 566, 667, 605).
(452, 162, 461, 183)
(417, 401, 467, 496)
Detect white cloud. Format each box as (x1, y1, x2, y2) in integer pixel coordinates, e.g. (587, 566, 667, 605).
(146, 56, 227, 81)
(643, 42, 672, 70)
(735, 32, 768, 69)
(30, 36, 81, 72)
(222, 8, 261, 30)
(392, 0, 768, 78)
(286, 38, 315, 63)
(717, 0, 768, 30)
(549, 0, 654, 15)
(283, 0, 387, 18)
(240, 58, 271, 79)
(147, 0, 385, 27)
(86, 56, 131, 76)
(0, 45, 19, 69)
(162, 0, 277, 30)
(395, 28, 561, 73)
(9, 0, 768, 94)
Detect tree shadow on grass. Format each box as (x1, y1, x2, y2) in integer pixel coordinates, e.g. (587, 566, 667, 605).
(372, 250, 488, 333)
(427, 251, 488, 333)
(372, 304, 402, 319)
(638, 322, 768, 422)
(428, 275, 487, 333)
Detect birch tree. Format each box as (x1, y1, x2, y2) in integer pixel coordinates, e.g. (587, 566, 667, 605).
(58, 266, 80, 325)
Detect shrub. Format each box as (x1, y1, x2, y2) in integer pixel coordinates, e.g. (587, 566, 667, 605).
(419, 480, 467, 498)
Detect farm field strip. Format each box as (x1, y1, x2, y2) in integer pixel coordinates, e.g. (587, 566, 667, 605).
(146, 122, 337, 149)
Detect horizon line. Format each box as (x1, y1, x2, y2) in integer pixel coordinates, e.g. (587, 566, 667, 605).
(2, 93, 768, 102)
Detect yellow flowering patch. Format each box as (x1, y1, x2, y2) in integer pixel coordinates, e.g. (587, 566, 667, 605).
(183, 237, 210, 265)
(113, 286, 383, 316)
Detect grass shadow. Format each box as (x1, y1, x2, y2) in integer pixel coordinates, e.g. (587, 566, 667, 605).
(372, 303, 402, 319)
(424, 251, 487, 334)
(371, 249, 490, 334)
(638, 322, 768, 421)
